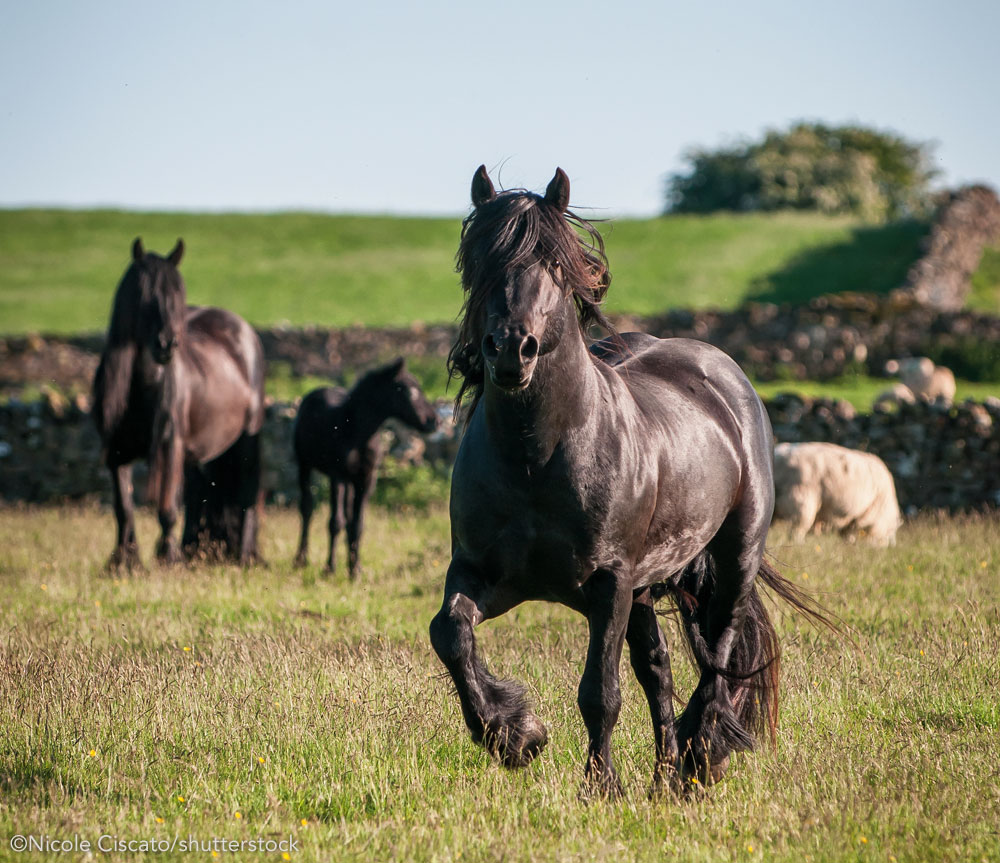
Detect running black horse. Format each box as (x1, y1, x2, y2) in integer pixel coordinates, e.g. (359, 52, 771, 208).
(293, 358, 438, 576)
(430, 166, 824, 795)
(92, 239, 266, 569)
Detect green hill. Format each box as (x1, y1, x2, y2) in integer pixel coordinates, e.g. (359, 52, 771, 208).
(0, 208, 936, 335)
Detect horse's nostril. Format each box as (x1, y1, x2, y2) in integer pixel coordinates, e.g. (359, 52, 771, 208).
(482, 333, 499, 357)
(521, 335, 539, 361)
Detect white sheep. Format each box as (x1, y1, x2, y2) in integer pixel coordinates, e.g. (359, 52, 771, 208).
(773, 442, 902, 546)
(884, 357, 956, 405)
(873, 381, 917, 411)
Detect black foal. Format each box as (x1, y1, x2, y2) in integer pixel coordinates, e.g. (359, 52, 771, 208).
(293, 358, 437, 576)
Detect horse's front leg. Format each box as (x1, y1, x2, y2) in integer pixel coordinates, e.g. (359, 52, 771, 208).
(578, 567, 632, 797)
(108, 462, 142, 571)
(154, 438, 185, 564)
(346, 473, 375, 580)
(626, 588, 679, 794)
(429, 560, 547, 768)
(294, 464, 314, 567)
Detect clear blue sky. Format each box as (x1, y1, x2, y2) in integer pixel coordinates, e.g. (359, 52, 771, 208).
(1, 0, 996, 217)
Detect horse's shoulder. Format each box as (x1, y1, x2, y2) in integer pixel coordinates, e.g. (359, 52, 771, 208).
(593, 333, 741, 379)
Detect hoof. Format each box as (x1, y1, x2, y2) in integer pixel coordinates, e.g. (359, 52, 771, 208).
(679, 747, 730, 787)
(293, 554, 308, 569)
(156, 542, 182, 565)
(580, 769, 624, 802)
(648, 760, 682, 799)
(107, 547, 144, 573)
(484, 712, 548, 769)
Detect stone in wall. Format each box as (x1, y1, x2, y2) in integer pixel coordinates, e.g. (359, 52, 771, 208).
(767, 394, 1000, 513)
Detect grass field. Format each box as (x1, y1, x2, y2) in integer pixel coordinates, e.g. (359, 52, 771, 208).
(1, 504, 997, 862)
(0, 209, 938, 335)
(751, 376, 1000, 410)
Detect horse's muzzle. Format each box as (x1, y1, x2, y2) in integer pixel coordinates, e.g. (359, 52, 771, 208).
(152, 335, 179, 365)
(483, 327, 539, 390)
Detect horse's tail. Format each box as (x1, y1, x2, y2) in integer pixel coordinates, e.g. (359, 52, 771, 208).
(667, 554, 838, 750)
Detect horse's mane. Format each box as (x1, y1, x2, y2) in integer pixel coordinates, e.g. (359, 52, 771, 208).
(447, 189, 616, 413)
(93, 262, 143, 438)
(93, 245, 183, 439)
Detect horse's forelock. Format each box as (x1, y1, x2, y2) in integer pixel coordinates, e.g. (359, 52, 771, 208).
(448, 190, 615, 415)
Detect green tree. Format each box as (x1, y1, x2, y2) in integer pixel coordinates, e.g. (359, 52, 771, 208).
(666, 122, 938, 220)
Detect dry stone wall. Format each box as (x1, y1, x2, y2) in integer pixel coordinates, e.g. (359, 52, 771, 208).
(3, 298, 1000, 399)
(891, 185, 1000, 310)
(1, 392, 997, 514)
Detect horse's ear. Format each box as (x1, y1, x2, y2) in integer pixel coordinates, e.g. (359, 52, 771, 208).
(132, 237, 145, 261)
(389, 357, 406, 375)
(471, 164, 496, 208)
(167, 239, 184, 267)
(544, 168, 570, 212)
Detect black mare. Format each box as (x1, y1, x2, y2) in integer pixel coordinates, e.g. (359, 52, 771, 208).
(293, 358, 438, 576)
(92, 239, 266, 568)
(430, 166, 824, 795)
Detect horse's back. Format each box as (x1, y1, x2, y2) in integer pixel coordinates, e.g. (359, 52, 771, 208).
(294, 386, 352, 472)
(185, 306, 266, 431)
(595, 334, 769, 438)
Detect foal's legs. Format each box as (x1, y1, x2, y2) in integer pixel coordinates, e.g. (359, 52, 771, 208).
(577, 567, 633, 796)
(108, 462, 141, 570)
(294, 463, 313, 567)
(325, 481, 347, 574)
(429, 561, 547, 768)
(346, 473, 376, 580)
(626, 588, 679, 793)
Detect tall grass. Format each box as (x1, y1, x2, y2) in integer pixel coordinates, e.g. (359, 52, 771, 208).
(1, 505, 997, 862)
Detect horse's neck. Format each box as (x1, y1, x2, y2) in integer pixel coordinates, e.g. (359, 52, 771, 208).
(341, 390, 390, 445)
(483, 326, 600, 465)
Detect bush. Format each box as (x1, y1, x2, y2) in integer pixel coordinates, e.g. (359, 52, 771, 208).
(667, 122, 938, 221)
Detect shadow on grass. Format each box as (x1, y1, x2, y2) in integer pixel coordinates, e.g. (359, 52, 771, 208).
(748, 219, 930, 305)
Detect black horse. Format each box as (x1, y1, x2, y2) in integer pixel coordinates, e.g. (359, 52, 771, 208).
(430, 166, 824, 795)
(92, 239, 266, 569)
(293, 358, 438, 576)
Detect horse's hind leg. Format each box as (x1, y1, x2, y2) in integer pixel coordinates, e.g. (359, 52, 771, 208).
(233, 432, 262, 565)
(626, 588, 679, 794)
(675, 510, 779, 787)
(108, 463, 142, 571)
(429, 560, 547, 769)
(325, 481, 347, 574)
(181, 463, 208, 558)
